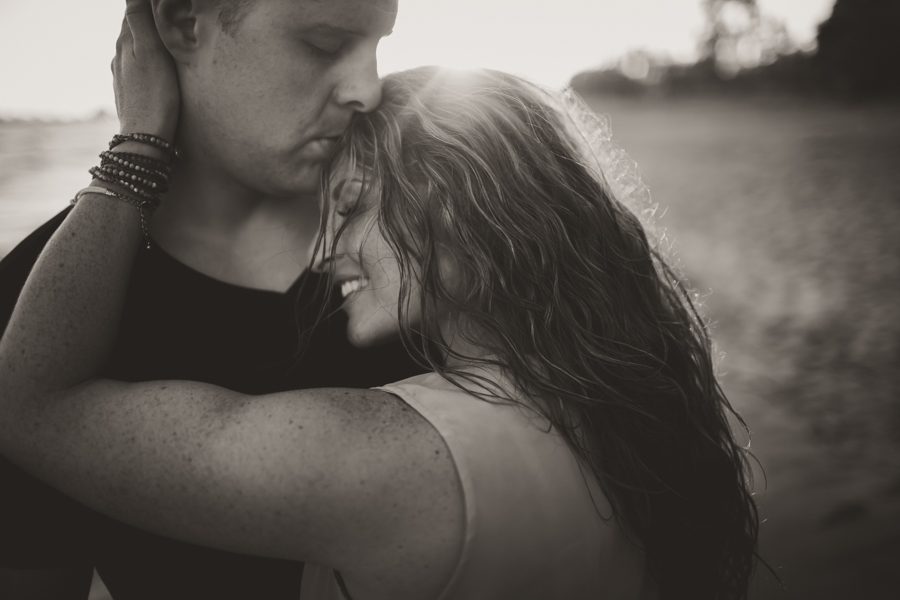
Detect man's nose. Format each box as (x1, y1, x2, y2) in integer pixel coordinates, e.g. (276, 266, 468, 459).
(333, 47, 382, 113)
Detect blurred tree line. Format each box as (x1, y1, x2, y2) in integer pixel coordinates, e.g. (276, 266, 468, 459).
(572, 0, 900, 99)
(816, 0, 900, 96)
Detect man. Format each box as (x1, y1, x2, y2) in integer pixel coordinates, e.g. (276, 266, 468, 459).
(0, 0, 421, 598)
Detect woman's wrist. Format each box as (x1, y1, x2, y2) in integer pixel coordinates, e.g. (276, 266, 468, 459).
(78, 129, 174, 250)
(118, 114, 177, 146)
(91, 132, 172, 202)
(87, 177, 143, 201)
(110, 139, 170, 162)
(111, 127, 176, 164)
(79, 178, 158, 249)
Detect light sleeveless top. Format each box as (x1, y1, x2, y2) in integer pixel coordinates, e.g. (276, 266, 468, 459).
(300, 370, 659, 600)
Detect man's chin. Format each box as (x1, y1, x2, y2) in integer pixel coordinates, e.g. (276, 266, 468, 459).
(288, 165, 325, 196)
(243, 166, 322, 198)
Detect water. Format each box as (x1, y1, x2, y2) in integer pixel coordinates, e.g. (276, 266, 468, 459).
(0, 118, 117, 257)
(2, 98, 899, 599)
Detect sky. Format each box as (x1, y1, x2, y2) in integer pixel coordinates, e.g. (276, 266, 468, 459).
(0, 0, 835, 119)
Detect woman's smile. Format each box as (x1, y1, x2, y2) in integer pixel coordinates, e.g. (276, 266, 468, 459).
(340, 276, 370, 298)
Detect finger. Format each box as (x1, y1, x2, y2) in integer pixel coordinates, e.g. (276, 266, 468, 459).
(116, 15, 128, 50)
(125, 0, 152, 16)
(125, 10, 165, 53)
(115, 17, 135, 66)
(124, 0, 157, 50)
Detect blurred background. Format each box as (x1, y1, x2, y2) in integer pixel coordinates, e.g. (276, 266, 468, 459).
(2, 1, 899, 598)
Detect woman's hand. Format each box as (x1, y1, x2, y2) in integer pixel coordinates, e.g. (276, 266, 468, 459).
(114, 1, 180, 141)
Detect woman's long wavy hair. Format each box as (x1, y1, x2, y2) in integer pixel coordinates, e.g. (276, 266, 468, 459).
(318, 66, 759, 599)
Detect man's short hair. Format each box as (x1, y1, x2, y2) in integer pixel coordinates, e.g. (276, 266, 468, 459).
(217, 0, 258, 35)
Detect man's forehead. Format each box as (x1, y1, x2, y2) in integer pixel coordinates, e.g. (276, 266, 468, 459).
(293, 0, 398, 34)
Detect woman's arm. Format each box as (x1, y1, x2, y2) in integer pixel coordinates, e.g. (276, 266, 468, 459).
(0, 5, 463, 596)
(0, 375, 462, 593)
(0, 0, 179, 400)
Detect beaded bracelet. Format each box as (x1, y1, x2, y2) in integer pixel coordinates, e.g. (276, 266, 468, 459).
(110, 133, 177, 158)
(71, 186, 158, 249)
(89, 166, 164, 201)
(93, 164, 169, 195)
(100, 150, 171, 177)
(98, 156, 170, 190)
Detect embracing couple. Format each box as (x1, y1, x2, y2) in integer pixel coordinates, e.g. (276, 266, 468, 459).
(0, 1, 759, 599)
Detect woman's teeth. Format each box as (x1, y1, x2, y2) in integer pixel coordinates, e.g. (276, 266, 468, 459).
(341, 278, 368, 298)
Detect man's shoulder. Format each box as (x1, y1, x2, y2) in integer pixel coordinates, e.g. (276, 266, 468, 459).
(0, 207, 72, 330)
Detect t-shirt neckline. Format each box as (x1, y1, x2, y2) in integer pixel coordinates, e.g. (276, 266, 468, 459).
(146, 237, 311, 297)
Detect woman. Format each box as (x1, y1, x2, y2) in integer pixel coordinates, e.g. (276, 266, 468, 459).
(0, 13, 758, 600)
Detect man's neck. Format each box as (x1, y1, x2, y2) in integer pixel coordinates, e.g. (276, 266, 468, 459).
(149, 153, 321, 293)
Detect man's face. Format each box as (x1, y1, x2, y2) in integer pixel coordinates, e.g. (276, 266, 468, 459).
(179, 0, 397, 196)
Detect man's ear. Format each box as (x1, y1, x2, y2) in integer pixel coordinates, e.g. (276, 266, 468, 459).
(150, 0, 201, 64)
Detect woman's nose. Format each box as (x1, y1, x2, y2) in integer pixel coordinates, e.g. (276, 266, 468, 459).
(311, 226, 339, 273)
(311, 252, 334, 274)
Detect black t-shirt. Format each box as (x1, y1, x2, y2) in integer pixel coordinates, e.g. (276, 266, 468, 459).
(0, 207, 427, 599)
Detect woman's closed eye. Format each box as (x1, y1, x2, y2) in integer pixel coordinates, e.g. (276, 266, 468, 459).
(333, 178, 366, 217)
(336, 197, 364, 217)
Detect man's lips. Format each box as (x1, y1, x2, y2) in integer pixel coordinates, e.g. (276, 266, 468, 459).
(297, 133, 345, 161)
(306, 137, 338, 154)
